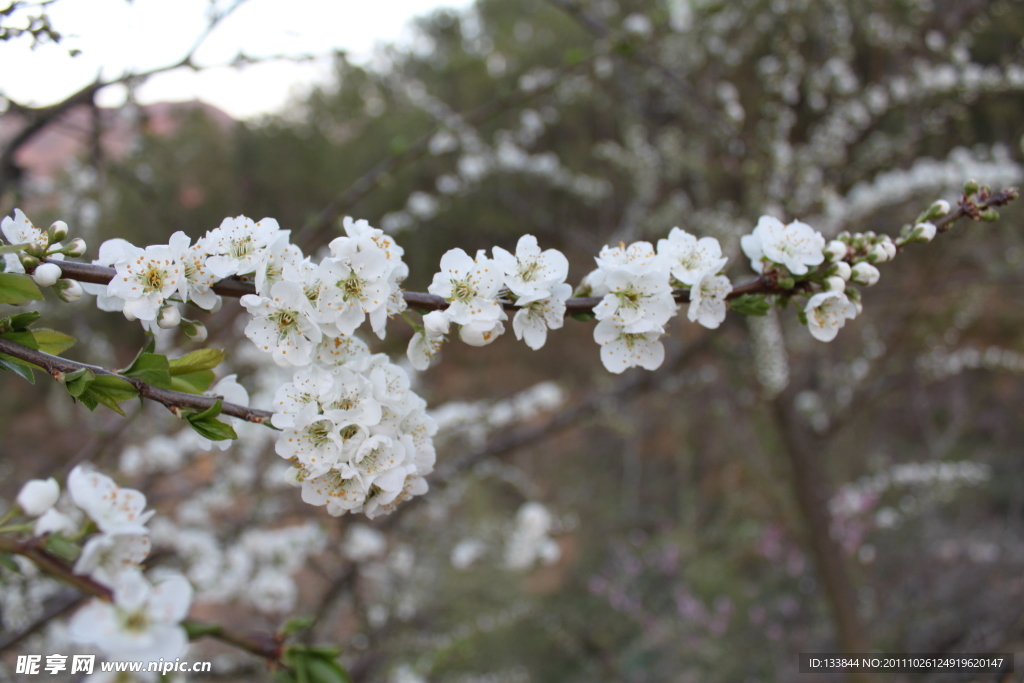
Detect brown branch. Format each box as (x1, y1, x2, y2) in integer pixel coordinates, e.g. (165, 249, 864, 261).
(48, 258, 775, 315)
(770, 393, 870, 682)
(0, 0, 250, 198)
(0, 335, 274, 424)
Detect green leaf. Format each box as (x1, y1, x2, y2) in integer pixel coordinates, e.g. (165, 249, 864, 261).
(571, 311, 596, 322)
(305, 654, 351, 683)
(281, 647, 349, 683)
(44, 534, 80, 561)
(122, 352, 172, 389)
(729, 294, 771, 317)
(30, 328, 76, 355)
(182, 619, 223, 640)
(0, 242, 30, 255)
(279, 616, 315, 638)
(0, 553, 20, 573)
(0, 272, 43, 305)
(1, 330, 38, 349)
(79, 374, 139, 416)
(7, 311, 41, 330)
(125, 336, 157, 372)
(64, 368, 95, 397)
(170, 369, 215, 395)
(0, 355, 36, 383)
(185, 400, 237, 442)
(169, 348, 224, 376)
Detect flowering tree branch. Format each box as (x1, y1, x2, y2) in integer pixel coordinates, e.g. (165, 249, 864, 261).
(0, 335, 273, 423)
(46, 257, 771, 313)
(0, 535, 286, 664)
(39, 186, 1018, 319)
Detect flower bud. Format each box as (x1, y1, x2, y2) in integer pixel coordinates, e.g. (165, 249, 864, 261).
(851, 262, 880, 286)
(825, 276, 846, 293)
(929, 199, 951, 217)
(157, 306, 181, 329)
(980, 209, 999, 222)
(963, 179, 980, 196)
(48, 220, 69, 244)
(16, 477, 60, 516)
(31, 262, 62, 287)
(55, 279, 83, 303)
(422, 310, 450, 338)
(832, 261, 852, 280)
(182, 319, 208, 342)
(882, 240, 897, 261)
(911, 221, 936, 242)
(868, 244, 888, 263)
(63, 238, 87, 257)
(777, 276, 796, 290)
(824, 240, 847, 262)
(18, 253, 39, 269)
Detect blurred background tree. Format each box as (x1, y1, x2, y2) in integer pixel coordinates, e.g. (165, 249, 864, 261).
(2, 0, 1024, 681)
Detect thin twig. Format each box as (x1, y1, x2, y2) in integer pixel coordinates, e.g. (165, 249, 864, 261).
(0, 336, 273, 424)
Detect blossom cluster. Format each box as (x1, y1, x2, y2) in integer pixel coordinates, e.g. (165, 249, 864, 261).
(0, 197, 959, 517)
(14, 467, 193, 663)
(582, 229, 732, 373)
(273, 340, 438, 518)
(409, 234, 572, 369)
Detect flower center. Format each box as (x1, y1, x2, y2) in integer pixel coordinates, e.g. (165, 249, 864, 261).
(142, 266, 165, 293)
(230, 235, 255, 259)
(450, 277, 476, 303)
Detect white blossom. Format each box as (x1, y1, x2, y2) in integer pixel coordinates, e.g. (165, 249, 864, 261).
(741, 215, 826, 275)
(512, 283, 571, 349)
(241, 280, 322, 367)
(74, 533, 151, 588)
(492, 234, 569, 304)
(106, 244, 183, 321)
(254, 232, 303, 297)
(203, 215, 282, 278)
(168, 231, 219, 310)
(594, 319, 666, 373)
(407, 311, 449, 370)
(69, 571, 192, 662)
(593, 269, 676, 333)
(657, 228, 728, 286)
(459, 318, 507, 347)
(687, 271, 731, 329)
(805, 291, 858, 342)
(67, 466, 154, 535)
(316, 246, 389, 336)
(428, 248, 503, 325)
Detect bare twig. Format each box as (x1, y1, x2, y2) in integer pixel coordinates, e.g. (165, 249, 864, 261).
(1, 0, 259, 198)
